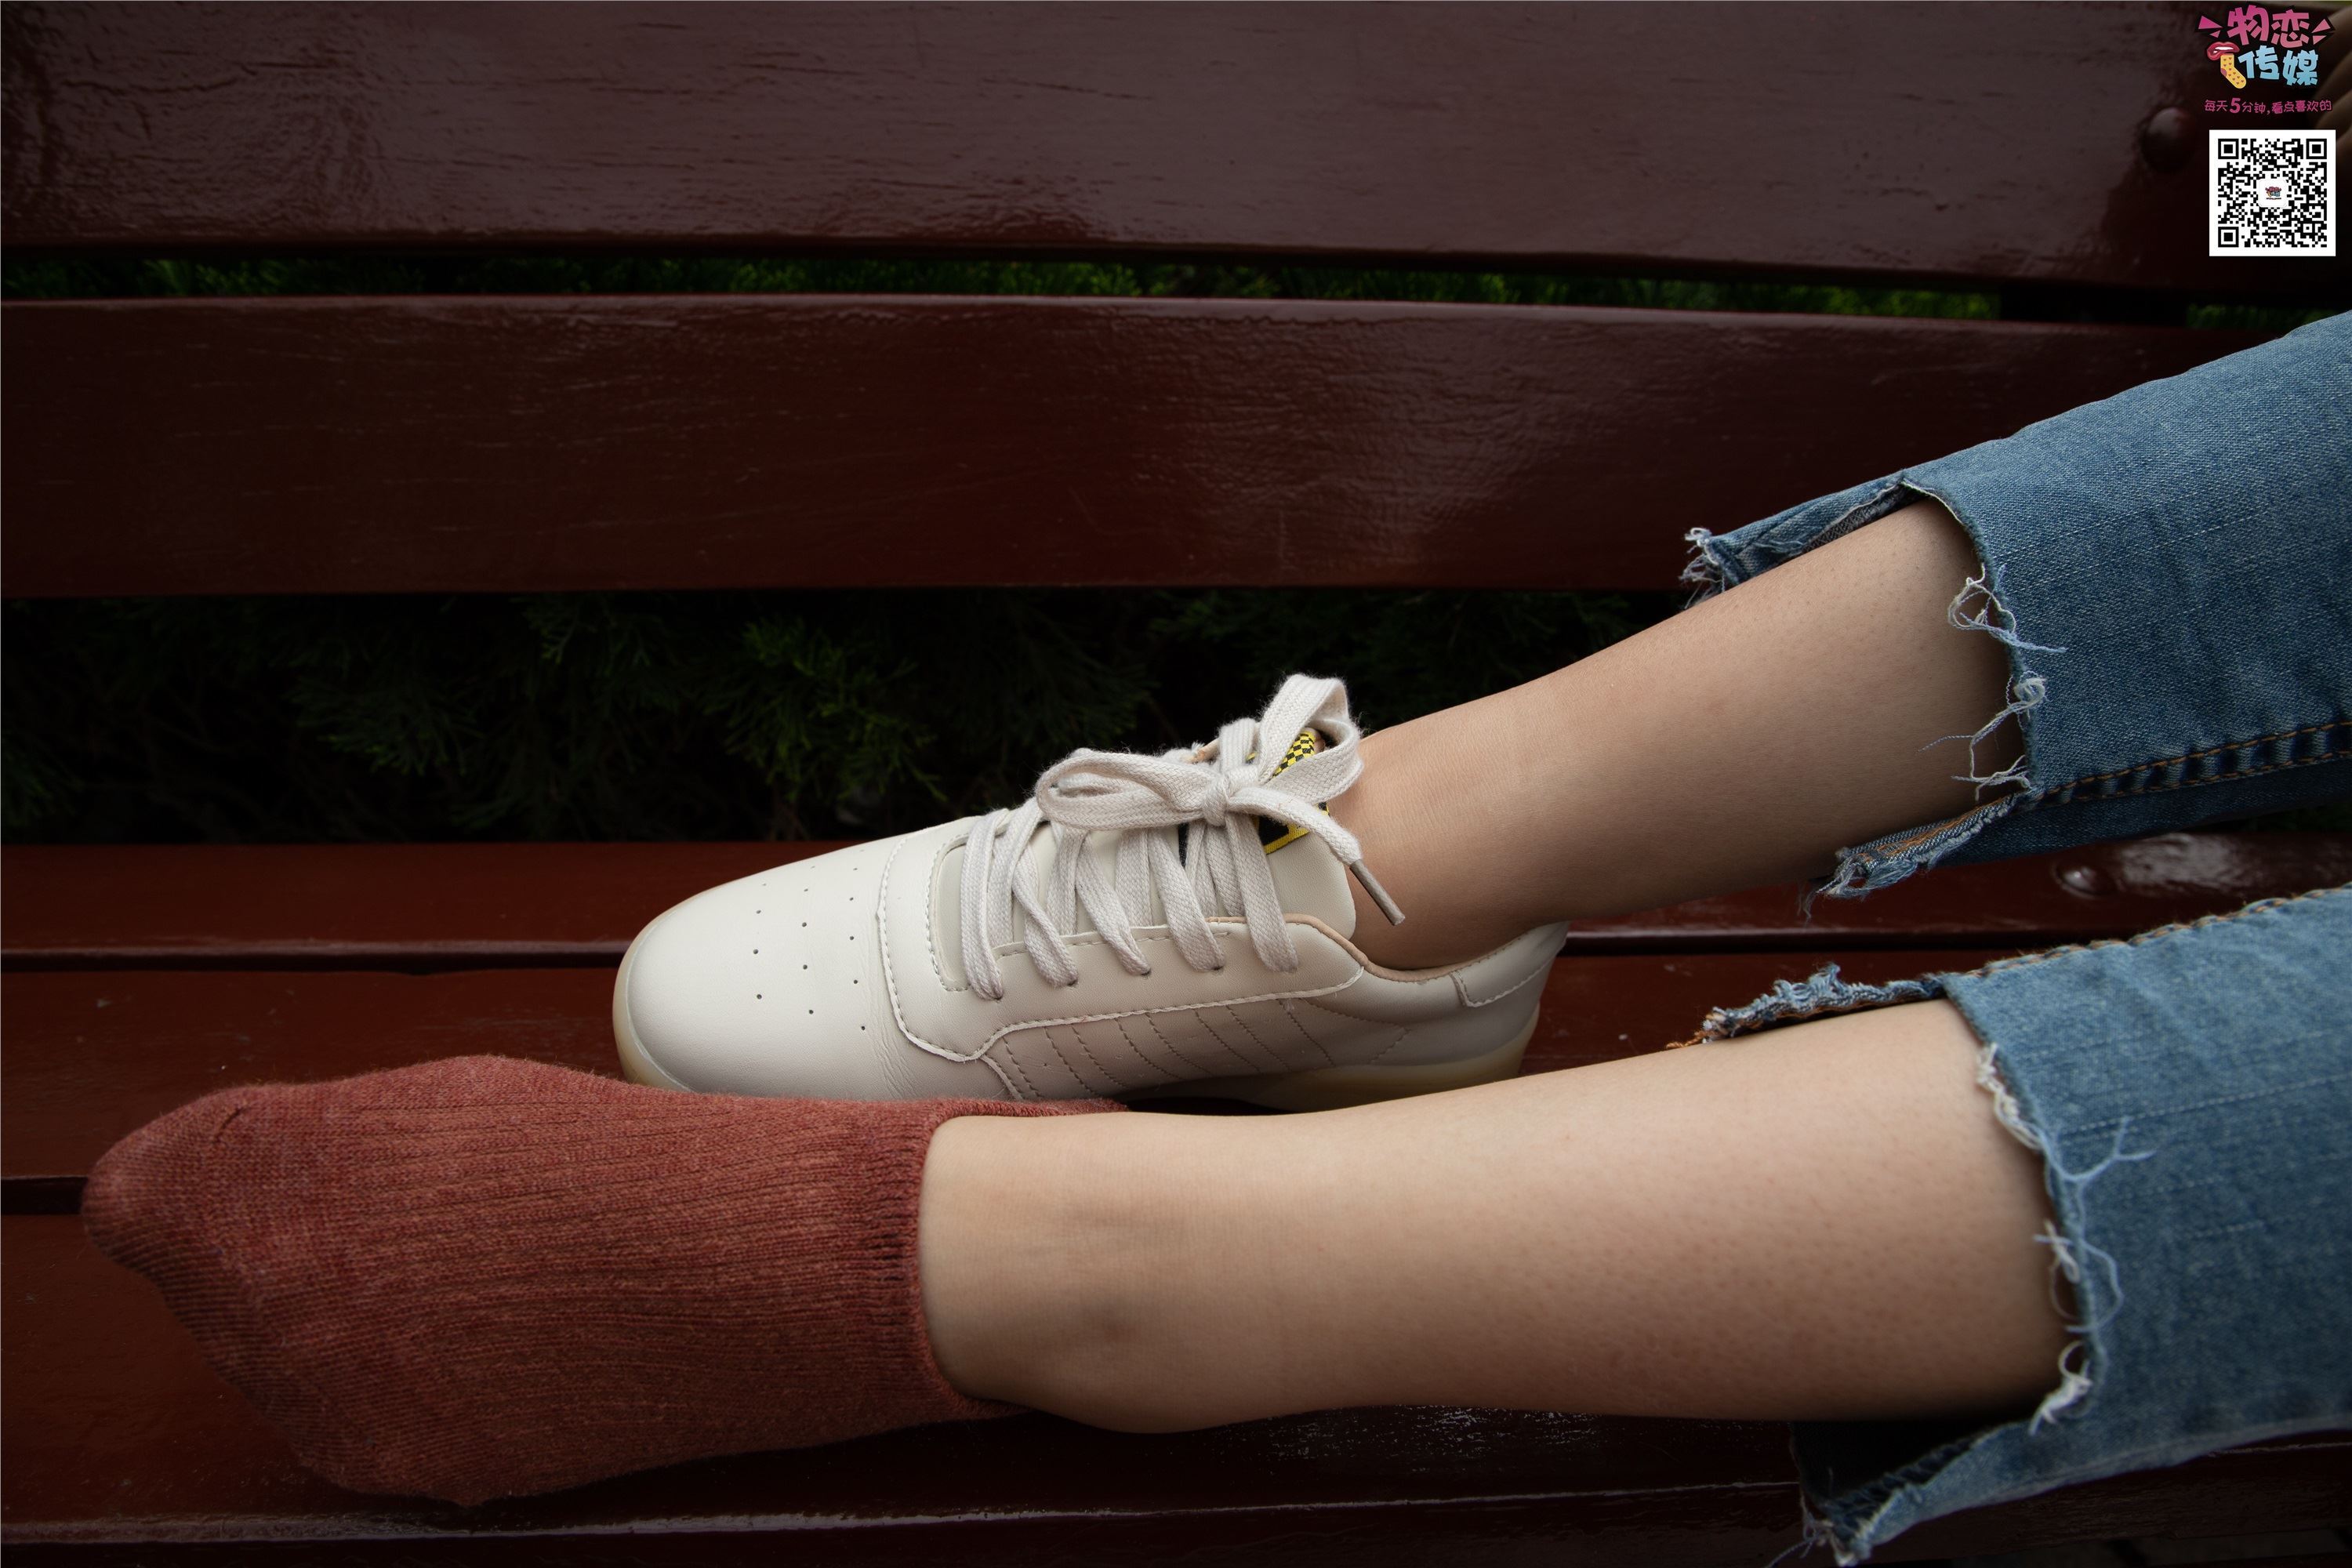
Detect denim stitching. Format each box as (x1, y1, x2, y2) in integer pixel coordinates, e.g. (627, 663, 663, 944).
(1809, 1428, 1987, 1541)
(1828, 1413, 2352, 1563)
(1842, 797, 2011, 864)
(2031, 718, 2350, 801)
(1958, 884, 2350, 978)
(2062, 1060, 2352, 1138)
(1679, 480, 1909, 601)
(2025, 748, 2349, 808)
(2056, 720, 2344, 788)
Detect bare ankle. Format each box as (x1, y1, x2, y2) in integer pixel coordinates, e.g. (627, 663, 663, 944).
(917, 1112, 1163, 1418)
(916, 1110, 1282, 1432)
(1335, 700, 1556, 970)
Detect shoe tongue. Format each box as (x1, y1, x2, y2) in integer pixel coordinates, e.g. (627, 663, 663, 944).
(1253, 728, 1357, 938)
(1012, 727, 1358, 942)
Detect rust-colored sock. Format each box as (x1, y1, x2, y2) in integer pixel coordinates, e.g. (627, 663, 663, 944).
(82, 1054, 1118, 1504)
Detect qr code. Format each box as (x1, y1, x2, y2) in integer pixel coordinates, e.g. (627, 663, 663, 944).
(2210, 130, 2335, 256)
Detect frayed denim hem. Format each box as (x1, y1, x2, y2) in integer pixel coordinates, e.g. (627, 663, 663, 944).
(1676, 962, 1947, 1047)
(1683, 476, 2060, 908)
(1712, 887, 2352, 1563)
(1695, 957, 2130, 1567)
(1680, 478, 1914, 604)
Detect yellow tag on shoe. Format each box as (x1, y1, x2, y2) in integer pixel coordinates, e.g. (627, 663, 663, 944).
(1259, 728, 1326, 855)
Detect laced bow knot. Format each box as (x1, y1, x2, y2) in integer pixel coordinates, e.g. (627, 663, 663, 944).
(1195, 770, 1233, 829)
(1031, 747, 1285, 834)
(956, 674, 1405, 1003)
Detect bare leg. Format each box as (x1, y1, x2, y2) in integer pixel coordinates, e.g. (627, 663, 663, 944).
(924, 496, 2063, 1428)
(1335, 498, 2016, 967)
(923, 996, 2064, 1428)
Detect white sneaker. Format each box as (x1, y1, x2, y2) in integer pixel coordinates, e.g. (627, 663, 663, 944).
(613, 675, 1565, 1109)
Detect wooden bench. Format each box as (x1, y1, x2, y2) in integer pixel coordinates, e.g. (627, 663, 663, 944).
(5, 5, 2347, 1562)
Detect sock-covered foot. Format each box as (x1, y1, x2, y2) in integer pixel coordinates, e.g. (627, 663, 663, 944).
(82, 1054, 1118, 1504)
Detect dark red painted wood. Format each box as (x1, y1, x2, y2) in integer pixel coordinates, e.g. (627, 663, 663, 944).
(6, 5, 2341, 1555)
(0, 843, 845, 971)
(7, 1214, 2346, 1560)
(5, 4, 2333, 299)
(2, 967, 626, 1194)
(1, 1213, 1802, 1560)
(0, 297, 2267, 597)
(2, 952, 2008, 1192)
(7, 834, 2343, 971)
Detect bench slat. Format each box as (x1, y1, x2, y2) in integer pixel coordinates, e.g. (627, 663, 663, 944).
(5, 3, 2331, 299)
(2, 843, 838, 971)
(1, 1214, 1803, 1559)
(0, 298, 2263, 597)
(6, 836, 2343, 971)
(2, 951, 2010, 1192)
(9, 1212, 2347, 1559)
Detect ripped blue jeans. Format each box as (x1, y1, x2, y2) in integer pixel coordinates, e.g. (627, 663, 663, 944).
(1683, 310, 2352, 1562)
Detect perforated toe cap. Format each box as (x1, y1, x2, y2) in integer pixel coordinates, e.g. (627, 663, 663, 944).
(614, 839, 1004, 1101)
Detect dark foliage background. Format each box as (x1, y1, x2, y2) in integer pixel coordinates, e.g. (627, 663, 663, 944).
(3, 257, 2335, 844)
(2, 587, 1660, 843)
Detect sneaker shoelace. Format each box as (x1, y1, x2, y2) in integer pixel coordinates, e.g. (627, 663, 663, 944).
(958, 673, 1405, 1000)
